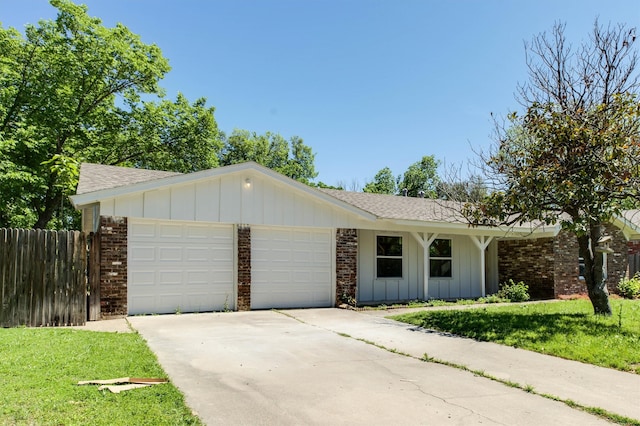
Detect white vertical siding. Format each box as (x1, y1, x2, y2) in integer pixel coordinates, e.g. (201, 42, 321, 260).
(358, 230, 423, 303)
(100, 171, 361, 228)
(358, 230, 483, 303)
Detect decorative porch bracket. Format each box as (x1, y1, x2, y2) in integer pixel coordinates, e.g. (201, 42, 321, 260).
(469, 235, 493, 297)
(411, 232, 438, 300)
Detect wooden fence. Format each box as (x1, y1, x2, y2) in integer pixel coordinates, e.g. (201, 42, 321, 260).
(0, 229, 87, 327)
(630, 253, 640, 278)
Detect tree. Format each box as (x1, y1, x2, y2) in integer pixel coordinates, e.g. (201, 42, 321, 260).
(219, 129, 318, 184)
(399, 155, 440, 197)
(363, 167, 398, 194)
(436, 174, 487, 202)
(464, 21, 640, 315)
(0, 0, 171, 228)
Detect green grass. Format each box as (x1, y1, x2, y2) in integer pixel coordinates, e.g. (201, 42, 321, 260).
(0, 328, 202, 425)
(391, 299, 640, 373)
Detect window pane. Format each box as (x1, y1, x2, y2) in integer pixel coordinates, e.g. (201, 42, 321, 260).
(377, 236, 402, 256)
(377, 258, 403, 278)
(429, 239, 451, 257)
(430, 259, 452, 278)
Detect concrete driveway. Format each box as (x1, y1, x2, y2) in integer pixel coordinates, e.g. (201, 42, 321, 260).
(128, 309, 610, 426)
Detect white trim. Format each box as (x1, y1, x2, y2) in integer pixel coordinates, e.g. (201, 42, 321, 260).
(469, 235, 494, 297)
(410, 232, 438, 300)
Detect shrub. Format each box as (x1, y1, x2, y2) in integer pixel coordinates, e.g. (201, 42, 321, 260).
(497, 279, 530, 302)
(618, 274, 640, 299)
(478, 294, 510, 304)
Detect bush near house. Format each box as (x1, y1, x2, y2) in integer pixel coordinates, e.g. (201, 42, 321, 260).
(497, 279, 530, 302)
(618, 274, 640, 299)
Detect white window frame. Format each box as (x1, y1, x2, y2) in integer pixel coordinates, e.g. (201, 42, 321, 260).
(429, 238, 453, 278)
(376, 234, 403, 279)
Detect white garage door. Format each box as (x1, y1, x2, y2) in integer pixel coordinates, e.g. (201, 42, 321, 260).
(252, 227, 333, 309)
(128, 219, 234, 315)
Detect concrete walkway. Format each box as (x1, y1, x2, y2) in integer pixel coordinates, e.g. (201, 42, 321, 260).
(288, 308, 640, 422)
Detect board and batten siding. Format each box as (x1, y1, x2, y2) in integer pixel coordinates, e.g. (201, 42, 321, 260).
(358, 230, 424, 303)
(99, 173, 362, 228)
(358, 230, 487, 302)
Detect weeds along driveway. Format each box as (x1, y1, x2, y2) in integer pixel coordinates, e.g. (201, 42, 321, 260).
(128, 310, 609, 426)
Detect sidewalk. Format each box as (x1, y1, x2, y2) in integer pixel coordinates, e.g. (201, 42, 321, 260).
(286, 307, 640, 422)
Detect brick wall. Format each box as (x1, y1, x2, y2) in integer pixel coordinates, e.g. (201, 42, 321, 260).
(553, 229, 585, 296)
(498, 237, 555, 299)
(237, 226, 251, 311)
(499, 224, 629, 299)
(99, 216, 128, 318)
(336, 229, 358, 305)
(603, 223, 628, 295)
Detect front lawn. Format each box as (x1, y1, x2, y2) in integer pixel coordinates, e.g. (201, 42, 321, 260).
(0, 328, 202, 425)
(391, 299, 640, 373)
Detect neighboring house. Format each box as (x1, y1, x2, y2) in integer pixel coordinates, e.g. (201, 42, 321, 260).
(70, 162, 640, 318)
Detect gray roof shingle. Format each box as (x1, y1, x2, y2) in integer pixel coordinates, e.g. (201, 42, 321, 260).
(75, 163, 181, 195)
(319, 188, 466, 223)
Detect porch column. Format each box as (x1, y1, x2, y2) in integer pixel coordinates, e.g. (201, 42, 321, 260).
(470, 235, 493, 297)
(411, 232, 438, 300)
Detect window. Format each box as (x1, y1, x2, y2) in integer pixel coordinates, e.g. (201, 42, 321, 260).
(430, 238, 452, 278)
(377, 235, 403, 278)
(578, 257, 585, 280)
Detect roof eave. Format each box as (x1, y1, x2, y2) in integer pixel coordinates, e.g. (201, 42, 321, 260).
(389, 219, 561, 238)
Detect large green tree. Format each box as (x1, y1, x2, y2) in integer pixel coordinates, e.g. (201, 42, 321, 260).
(399, 155, 440, 197)
(464, 21, 640, 315)
(219, 129, 317, 184)
(0, 0, 222, 229)
(363, 167, 398, 194)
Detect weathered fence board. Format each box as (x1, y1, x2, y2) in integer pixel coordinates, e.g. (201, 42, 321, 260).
(0, 229, 87, 327)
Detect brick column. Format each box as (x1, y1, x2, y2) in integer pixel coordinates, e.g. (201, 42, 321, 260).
(336, 229, 358, 305)
(237, 225, 251, 311)
(99, 216, 128, 318)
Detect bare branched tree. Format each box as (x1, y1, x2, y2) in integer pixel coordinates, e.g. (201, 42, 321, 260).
(466, 20, 640, 315)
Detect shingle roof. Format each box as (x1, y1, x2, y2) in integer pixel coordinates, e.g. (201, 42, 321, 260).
(75, 163, 181, 195)
(319, 188, 466, 223)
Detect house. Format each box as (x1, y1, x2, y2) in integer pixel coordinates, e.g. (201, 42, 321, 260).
(70, 162, 640, 318)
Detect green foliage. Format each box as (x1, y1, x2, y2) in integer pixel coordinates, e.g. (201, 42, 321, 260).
(497, 279, 530, 302)
(363, 166, 398, 194)
(0, 328, 202, 425)
(618, 274, 640, 299)
(436, 174, 487, 202)
(0, 0, 173, 228)
(464, 21, 640, 316)
(363, 155, 440, 196)
(219, 130, 317, 183)
(391, 299, 640, 373)
(399, 155, 440, 197)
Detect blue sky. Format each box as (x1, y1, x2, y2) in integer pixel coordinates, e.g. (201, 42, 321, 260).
(2, 1, 639, 187)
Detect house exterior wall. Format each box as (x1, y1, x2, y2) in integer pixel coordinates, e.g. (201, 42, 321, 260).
(498, 237, 555, 299)
(98, 172, 364, 229)
(99, 216, 128, 318)
(357, 231, 484, 303)
(499, 224, 629, 298)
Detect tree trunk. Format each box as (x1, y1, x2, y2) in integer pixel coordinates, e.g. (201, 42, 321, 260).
(578, 228, 612, 316)
(34, 192, 63, 230)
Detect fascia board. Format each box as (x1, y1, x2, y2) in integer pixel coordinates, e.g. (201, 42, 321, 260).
(390, 219, 560, 238)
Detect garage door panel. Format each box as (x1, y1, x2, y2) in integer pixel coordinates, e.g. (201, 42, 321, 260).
(129, 219, 234, 315)
(252, 227, 332, 309)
